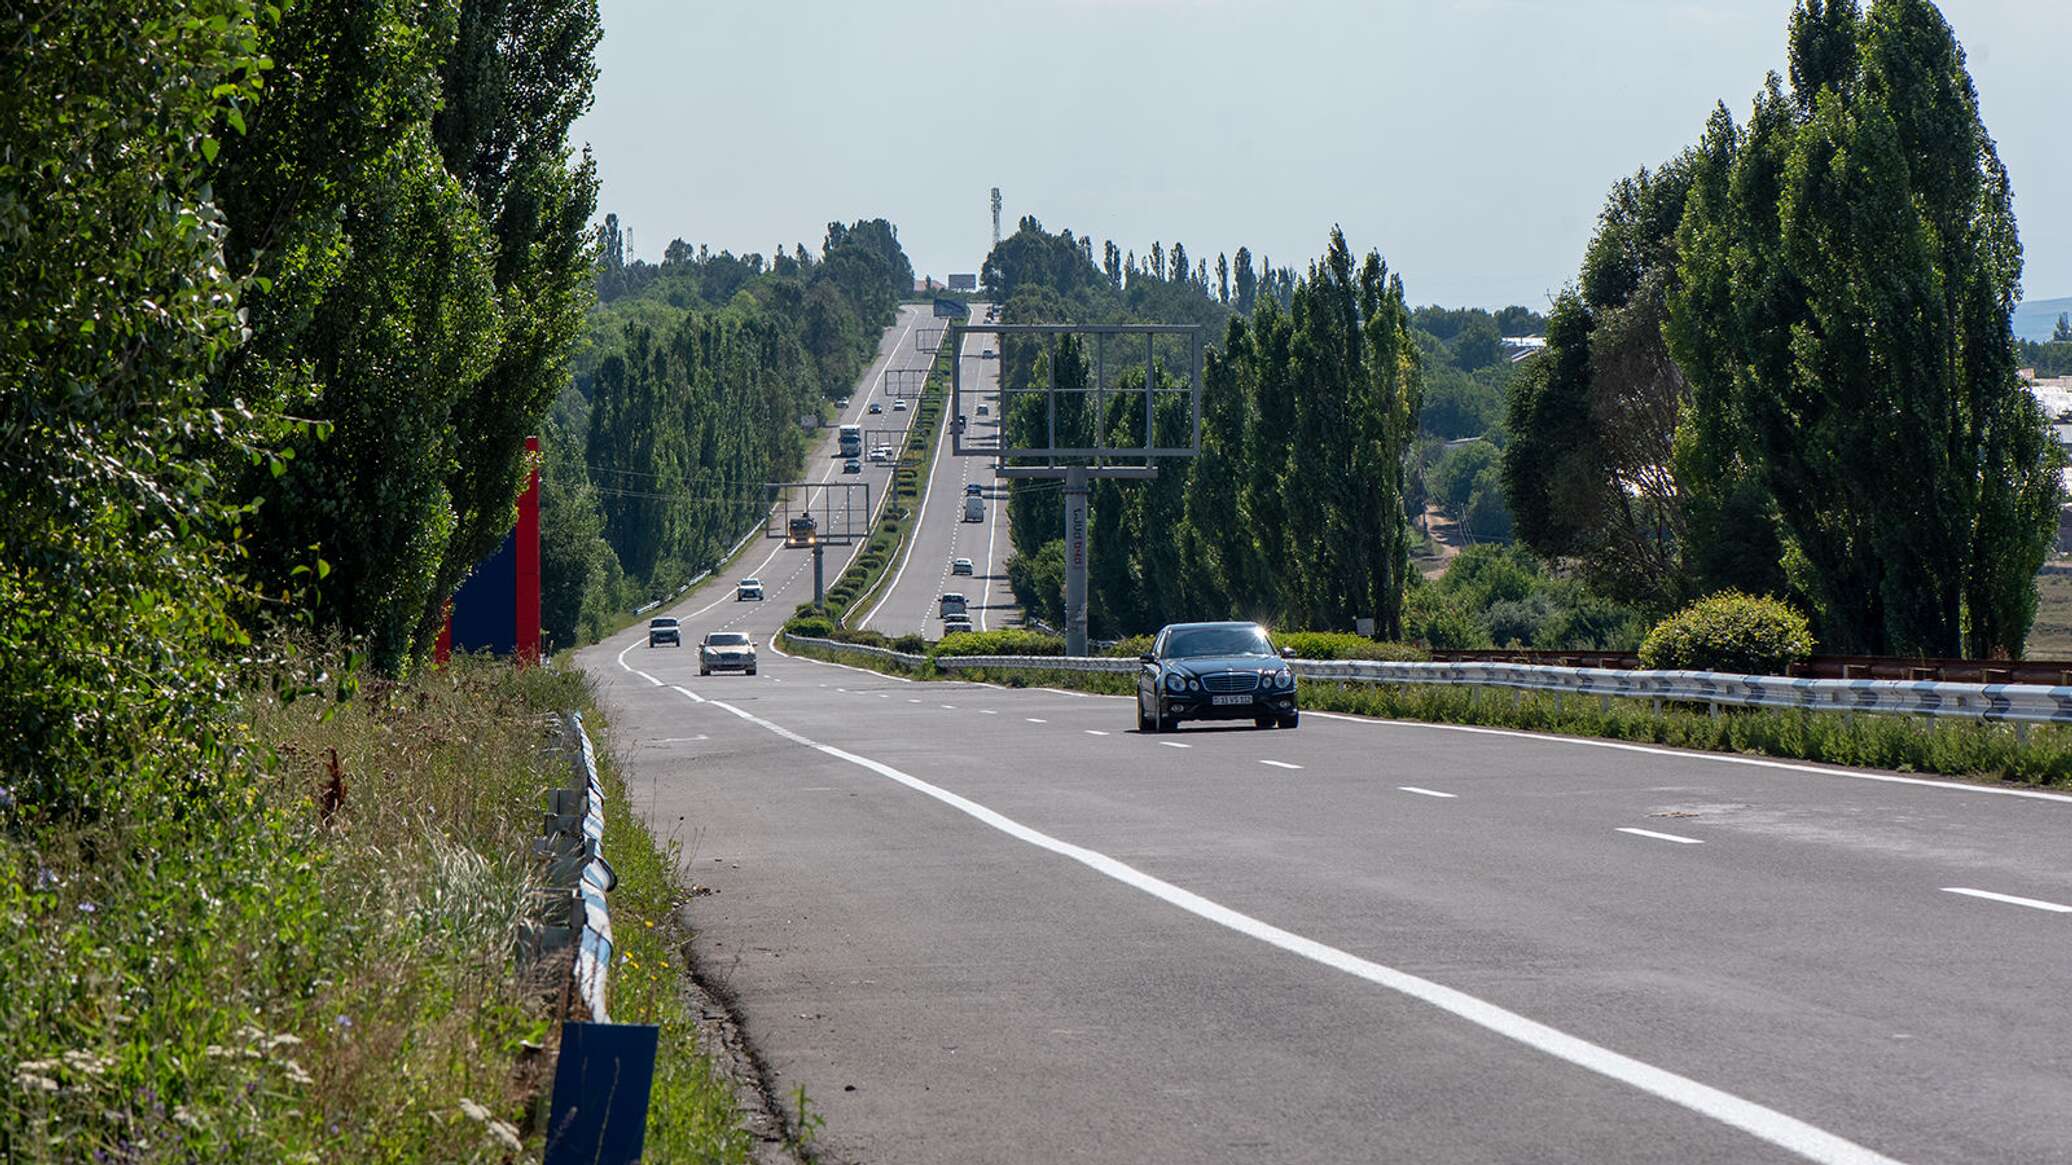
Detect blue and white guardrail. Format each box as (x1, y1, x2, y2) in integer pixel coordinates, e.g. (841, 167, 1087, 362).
(538, 710, 616, 1022)
(784, 637, 2072, 726)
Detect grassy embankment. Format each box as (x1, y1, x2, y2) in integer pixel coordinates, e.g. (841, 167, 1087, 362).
(0, 656, 753, 1164)
(779, 630, 2072, 788)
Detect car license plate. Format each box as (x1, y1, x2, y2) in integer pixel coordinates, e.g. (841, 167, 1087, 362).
(1211, 693, 1251, 706)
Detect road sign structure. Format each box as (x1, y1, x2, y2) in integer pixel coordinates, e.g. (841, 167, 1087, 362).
(885, 366, 929, 399)
(763, 480, 871, 608)
(914, 325, 946, 355)
(945, 322, 1201, 654)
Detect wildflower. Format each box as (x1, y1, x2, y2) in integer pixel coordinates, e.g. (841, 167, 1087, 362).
(280, 1060, 313, 1086)
(172, 1105, 202, 1131)
(0, 785, 13, 810)
(487, 1119, 523, 1152)
(15, 1068, 59, 1094)
(266, 1033, 304, 1051)
(334, 1015, 353, 1031)
(77, 901, 96, 914)
(458, 1098, 493, 1123)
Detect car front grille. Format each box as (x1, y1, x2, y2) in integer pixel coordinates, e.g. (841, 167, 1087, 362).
(1201, 672, 1257, 694)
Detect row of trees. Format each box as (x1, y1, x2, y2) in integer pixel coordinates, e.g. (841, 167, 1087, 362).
(996, 223, 1423, 637)
(5, 0, 600, 803)
(538, 220, 916, 647)
(1503, 0, 2059, 657)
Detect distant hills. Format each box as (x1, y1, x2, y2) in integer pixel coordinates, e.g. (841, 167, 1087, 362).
(2016, 296, 2072, 342)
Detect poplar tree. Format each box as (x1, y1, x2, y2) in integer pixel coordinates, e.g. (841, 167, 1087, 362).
(1668, 0, 2057, 655)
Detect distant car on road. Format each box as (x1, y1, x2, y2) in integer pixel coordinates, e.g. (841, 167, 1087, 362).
(951, 557, 974, 576)
(1136, 621, 1298, 733)
(869, 445, 892, 464)
(962, 495, 984, 522)
(868, 401, 883, 414)
(787, 513, 817, 546)
(942, 614, 974, 635)
(837, 396, 850, 409)
(964, 482, 982, 496)
(893, 398, 908, 412)
(843, 458, 862, 474)
(647, 617, 681, 648)
(980, 349, 997, 360)
(939, 592, 968, 618)
(976, 403, 989, 416)
(699, 631, 757, 676)
(736, 578, 764, 601)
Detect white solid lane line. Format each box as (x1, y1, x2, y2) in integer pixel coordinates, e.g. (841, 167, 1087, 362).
(634, 671, 663, 686)
(1398, 786, 1458, 799)
(1617, 827, 1705, 845)
(671, 685, 1898, 1165)
(668, 686, 705, 704)
(1158, 741, 1190, 749)
(1941, 887, 2072, 914)
(1085, 729, 1110, 736)
(1261, 760, 1303, 771)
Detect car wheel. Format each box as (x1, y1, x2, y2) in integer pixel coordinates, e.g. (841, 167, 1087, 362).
(699, 667, 709, 676)
(1153, 701, 1175, 734)
(747, 667, 757, 676)
(1254, 716, 1273, 730)
(1136, 696, 1153, 733)
(1279, 712, 1300, 730)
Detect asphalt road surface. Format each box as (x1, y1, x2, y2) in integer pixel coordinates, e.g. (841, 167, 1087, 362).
(858, 311, 1018, 636)
(583, 603, 2072, 1163)
(695, 303, 934, 631)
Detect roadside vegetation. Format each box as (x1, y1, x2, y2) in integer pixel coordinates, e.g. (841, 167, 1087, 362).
(542, 217, 919, 650)
(1, 656, 753, 1162)
(5, 4, 761, 1159)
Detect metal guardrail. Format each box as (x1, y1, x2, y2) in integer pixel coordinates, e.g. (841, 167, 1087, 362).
(538, 711, 616, 1022)
(793, 639, 2072, 726)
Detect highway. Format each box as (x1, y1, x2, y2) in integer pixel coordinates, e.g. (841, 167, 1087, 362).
(859, 308, 1018, 636)
(583, 594, 2072, 1161)
(691, 303, 934, 634)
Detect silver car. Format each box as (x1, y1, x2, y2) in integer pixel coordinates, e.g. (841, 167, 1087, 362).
(699, 631, 758, 676)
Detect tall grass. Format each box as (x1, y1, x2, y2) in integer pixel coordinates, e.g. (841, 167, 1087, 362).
(0, 655, 752, 1162)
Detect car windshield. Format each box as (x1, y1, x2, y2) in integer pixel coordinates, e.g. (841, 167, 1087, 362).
(706, 633, 750, 646)
(740, 578, 759, 586)
(650, 618, 677, 628)
(1165, 625, 1273, 658)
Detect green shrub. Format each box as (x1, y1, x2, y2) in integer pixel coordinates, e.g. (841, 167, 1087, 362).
(1105, 634, 1155, 658)
(931, 629, 1065, 657)
(1638, 591, 1814, 675)
(784, 614, 834, 639)
(1275, 631, 1428, 661)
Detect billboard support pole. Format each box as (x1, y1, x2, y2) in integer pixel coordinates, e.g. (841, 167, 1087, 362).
(813, 544, 826, 609)
(1063, 465, 1089, 657)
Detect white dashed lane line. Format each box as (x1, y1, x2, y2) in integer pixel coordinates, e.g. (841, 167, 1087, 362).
(1158, 741, 1190, 749)
(1617, 827, 1705, 846)
(1026, 718, 1048, 724)
(1941, 887, 2072, 914)
(1085, 730, 1110, 737)
(1260, 760, 1303, 771)
(1398, 786, 1457, 799)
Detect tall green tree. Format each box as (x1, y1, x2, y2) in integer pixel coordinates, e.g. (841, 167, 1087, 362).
(1667, 0, 2057, 655)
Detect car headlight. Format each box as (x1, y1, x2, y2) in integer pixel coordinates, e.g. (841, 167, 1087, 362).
(1276, 669, 1295, 689)
(1164, 672, 1186, 693)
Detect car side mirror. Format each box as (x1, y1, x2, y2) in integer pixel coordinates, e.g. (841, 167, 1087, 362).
(1138, 653, 1157, 665)
(1280, 647, 1296, 659)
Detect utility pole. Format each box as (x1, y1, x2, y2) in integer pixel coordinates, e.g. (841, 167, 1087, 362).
(990, 187, 1002, 247)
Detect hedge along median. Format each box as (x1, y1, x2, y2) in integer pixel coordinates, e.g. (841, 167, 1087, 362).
(776, 630, 2072, 788)
(809, 335, 956, 628)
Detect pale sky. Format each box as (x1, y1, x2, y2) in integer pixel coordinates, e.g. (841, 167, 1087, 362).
(573, 0, 2070, 310)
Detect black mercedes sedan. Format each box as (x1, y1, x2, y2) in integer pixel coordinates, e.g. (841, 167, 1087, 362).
(1136, 621, 1298, 732)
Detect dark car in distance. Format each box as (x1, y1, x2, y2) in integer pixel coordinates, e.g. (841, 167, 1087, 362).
(1136, 621, 1297, 732)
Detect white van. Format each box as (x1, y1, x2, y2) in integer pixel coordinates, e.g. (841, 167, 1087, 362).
(962, 495, 984, 523)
